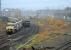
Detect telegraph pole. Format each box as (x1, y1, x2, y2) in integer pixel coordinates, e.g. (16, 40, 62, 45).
(0, 0, 1, 16)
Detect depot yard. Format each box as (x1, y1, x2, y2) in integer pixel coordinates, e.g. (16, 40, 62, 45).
(18, 17, 71, 50)
(0, 16, 71, 50)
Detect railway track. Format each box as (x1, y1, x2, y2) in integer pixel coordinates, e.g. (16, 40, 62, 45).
(16, 33, 64, 50)
(17, 33, 71, 50)
(56, 38, 71, 50)
(0, 34, 9, 48)
(8, 24, 39, 50)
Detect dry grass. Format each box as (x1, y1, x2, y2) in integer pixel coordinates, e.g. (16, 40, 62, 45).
(0, 21, 6, 35)
(20, 17, 69, 49)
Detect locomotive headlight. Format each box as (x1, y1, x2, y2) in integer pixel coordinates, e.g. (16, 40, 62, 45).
(6, 26, 14, 32)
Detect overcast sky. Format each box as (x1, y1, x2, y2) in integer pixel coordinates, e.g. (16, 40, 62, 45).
(1, 0, 71, 10)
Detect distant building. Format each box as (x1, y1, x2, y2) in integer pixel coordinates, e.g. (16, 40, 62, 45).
(2, 8, 22, 19)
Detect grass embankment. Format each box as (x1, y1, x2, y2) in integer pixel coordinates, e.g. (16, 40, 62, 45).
(17, 17, 69, 50)
(0, 21, 6, 35)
